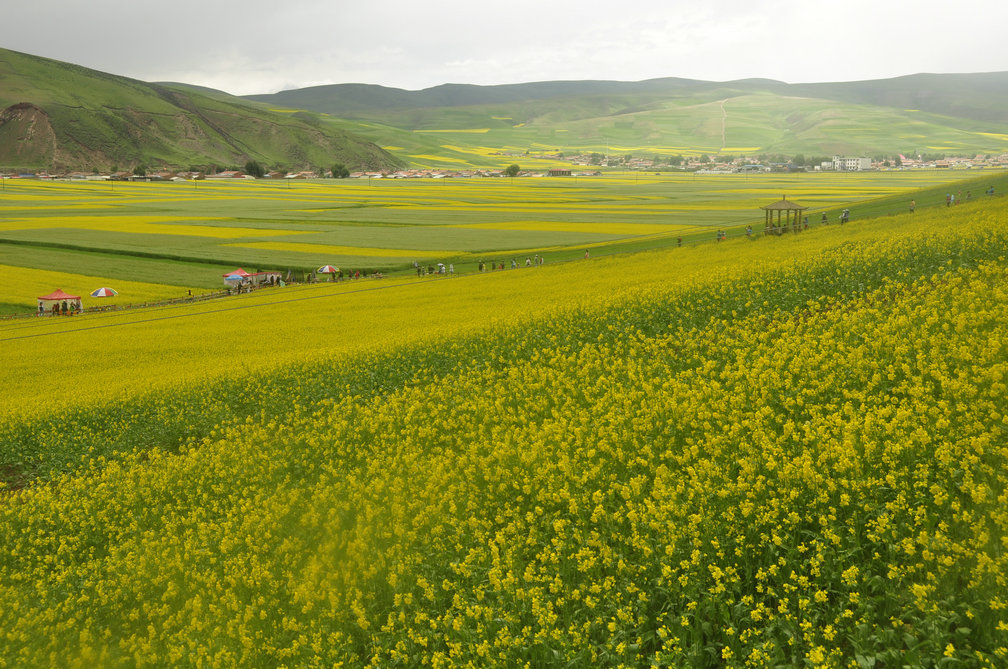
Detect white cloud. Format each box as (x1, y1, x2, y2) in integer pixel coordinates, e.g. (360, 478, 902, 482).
(2, 0, 1006, 95)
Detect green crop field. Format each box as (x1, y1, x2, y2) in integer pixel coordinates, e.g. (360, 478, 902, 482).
(2, 169, 1003, 316)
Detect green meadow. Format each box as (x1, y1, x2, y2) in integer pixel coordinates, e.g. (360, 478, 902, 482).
(327, 92, 1008, 167)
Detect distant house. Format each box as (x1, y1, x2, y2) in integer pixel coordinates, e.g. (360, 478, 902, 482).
(832, 156, 872, 171)
(548, 169, 572, 177)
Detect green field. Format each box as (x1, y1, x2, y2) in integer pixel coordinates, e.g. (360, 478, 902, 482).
(2, 169, 1004, 317)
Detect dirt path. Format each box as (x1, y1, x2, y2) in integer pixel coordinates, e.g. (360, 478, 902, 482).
(720, 99, 727, 152)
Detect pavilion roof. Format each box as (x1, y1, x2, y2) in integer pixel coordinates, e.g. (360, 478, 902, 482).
(761, 197, 808, 211)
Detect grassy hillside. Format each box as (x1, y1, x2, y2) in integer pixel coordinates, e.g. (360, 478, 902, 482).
(6, 48, 1008, 171)
(251, 75, 1008, 162)
(0, 49, 402, 173)
(789, 72, 1008, 125)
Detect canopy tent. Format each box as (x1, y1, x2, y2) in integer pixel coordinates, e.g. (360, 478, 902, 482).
(248, 270, 282, 287)
(38, 289, 80, 301)
(38, 289, 82, 316)
(222, 267, 252, 286)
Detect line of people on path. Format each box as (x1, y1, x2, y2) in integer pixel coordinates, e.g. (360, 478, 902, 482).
(414, 261, 454, 276)
(477, 254, 545, 272)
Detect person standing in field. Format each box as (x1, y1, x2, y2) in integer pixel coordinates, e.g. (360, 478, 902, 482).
(584, 249, 589, 260)
(910, 199, 916, 213)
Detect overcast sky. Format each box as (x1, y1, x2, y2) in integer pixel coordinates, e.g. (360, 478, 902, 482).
(4, 0, 1006, 96)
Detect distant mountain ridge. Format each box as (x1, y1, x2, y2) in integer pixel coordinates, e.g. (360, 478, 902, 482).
(0, 48, 402, 172)
(4, 45, 1008, 172)
(245, 72, 1008, 125)
(241, 72, 1008, 163)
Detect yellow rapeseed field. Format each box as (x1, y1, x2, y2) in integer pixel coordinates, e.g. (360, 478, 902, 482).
(0, 264, 201, 310)
(0, 195, 1005, 667)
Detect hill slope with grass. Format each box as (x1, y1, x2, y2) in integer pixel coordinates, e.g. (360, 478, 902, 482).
(0, 49, 402, 173)
(5, 47, 1008, 171)
(249, 74, 1008, 160)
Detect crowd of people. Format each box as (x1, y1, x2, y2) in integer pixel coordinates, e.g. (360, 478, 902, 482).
(38, 300, 80, 316)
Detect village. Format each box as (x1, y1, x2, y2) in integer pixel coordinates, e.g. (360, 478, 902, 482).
(3, 152, 1005, 182)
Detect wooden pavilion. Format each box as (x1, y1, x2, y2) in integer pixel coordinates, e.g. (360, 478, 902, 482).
(761, 196, 808, 234)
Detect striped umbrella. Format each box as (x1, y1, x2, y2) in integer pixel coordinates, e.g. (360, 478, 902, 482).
(317, 265, 338, 274)
(90, 287, 118, 297)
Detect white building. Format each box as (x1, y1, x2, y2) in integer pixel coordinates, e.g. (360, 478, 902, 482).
(832, 156, 872, 171)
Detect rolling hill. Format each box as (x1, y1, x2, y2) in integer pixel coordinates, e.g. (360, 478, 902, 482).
(246, 73, 1008, 123)
(0, 48, 403, 173)
(4, 45, 1008, 172)
(247, 74, 1008, 163)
